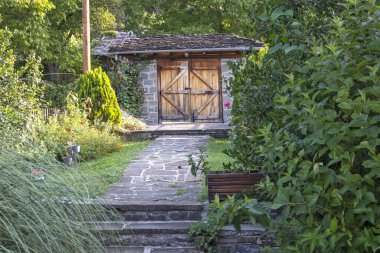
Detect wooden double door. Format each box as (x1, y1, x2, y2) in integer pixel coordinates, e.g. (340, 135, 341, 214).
(158, 59, 222, 122)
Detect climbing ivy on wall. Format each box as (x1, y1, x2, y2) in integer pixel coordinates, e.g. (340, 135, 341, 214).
(109, 58, 145, 117)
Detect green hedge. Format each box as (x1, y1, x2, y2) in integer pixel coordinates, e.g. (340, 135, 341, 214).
(215, 1, 380, 252)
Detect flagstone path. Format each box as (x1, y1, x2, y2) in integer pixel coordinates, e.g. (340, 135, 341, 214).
(104, 135, 209, 203)
(100, 135, 263, 253)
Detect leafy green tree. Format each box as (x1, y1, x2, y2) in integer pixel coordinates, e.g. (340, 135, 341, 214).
(0, 0, 121, 75)
(0, 29, 44, 128)
(76, 67, 122, 124)
(122, 0, 258, 36)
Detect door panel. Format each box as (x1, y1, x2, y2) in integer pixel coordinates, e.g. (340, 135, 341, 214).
(158, 59, 221, 123)
(190, 60, 220, 122)
(159, 61, 190, 121)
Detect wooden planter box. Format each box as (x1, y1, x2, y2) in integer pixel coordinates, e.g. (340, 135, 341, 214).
(206, 172, 264, 202)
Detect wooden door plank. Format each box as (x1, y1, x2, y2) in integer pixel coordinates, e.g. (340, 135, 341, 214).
(162, 90, 191, 94)
(190, 90, 218, 95)
(161, 67, 187, 91)
(194, 94, 217, 116)
(191, 66, 219, 70)
(162, 93, 187, 116)
(191, 70, 215, 91)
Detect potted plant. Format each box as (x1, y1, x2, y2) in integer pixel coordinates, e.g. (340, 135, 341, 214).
(189, 148, 264, 202)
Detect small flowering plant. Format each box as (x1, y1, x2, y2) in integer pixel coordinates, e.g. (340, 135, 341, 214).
(223, 101, 232, 109)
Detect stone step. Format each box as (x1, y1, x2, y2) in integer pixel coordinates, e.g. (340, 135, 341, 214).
(94, 221, 198, 247)
(94, 221, 196, 235)
(218, 224, 267, 245)
(106, 201, 203, 222)
(121, 210, 202, 221)
(106, 201, 203, 212)
(103, 234, 194, 247)
(106, 246, 203, 253)
(216, 224, 275, 252)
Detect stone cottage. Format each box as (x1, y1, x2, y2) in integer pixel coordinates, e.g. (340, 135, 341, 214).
(93, 32, 263, 125)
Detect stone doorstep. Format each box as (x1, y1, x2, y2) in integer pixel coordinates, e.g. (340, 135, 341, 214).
(93, 220, 197, 234)
(122, 130, 229, 140)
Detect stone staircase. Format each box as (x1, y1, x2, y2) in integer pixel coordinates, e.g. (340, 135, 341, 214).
(90, 201, 271, 253)
(96, 201, 204, 253)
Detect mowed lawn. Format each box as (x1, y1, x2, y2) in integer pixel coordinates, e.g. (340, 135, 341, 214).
(199, 138, 235, 201)
(206, 138, 235, 172)
(61, 140, 151, 197)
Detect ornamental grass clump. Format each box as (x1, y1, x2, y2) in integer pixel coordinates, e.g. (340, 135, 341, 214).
(77, 67, 122, 124)
(0, 147, 120, 253)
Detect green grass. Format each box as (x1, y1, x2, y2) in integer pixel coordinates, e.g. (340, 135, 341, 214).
(200, 138, 235, 201)
(206, 138, 235, 172)
(62, 140, 150, 197)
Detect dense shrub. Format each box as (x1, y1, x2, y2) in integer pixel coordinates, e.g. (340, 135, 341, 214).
(200, 1, 380, 252)
(0, 29, 43, 128)
(75, 127, 123, 160)
(43, 82, 75, 108)
(76, 67, 122, 124)
(109, 58, 145, 117)
(33, 93, 124, 160)
(259, 3, 380, 251)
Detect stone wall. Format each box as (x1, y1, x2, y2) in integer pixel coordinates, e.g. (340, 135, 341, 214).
(221, 58, 236, 124)
(140, 60, 159, 125)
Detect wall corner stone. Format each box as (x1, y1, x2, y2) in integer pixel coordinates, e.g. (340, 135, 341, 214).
(139, 60, 159, 125)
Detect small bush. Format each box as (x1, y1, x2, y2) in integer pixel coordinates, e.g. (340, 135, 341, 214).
(75, 127, 123, 160)
(32, 93, 124, 161)
(120, 110, 146, 131)
(43, 82, 75, 108)
(76, 67, 122, 124)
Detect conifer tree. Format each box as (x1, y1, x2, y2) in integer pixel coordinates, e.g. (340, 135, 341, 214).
(76, 67, 122, 124)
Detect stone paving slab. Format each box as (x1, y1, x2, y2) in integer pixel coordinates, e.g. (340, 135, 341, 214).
(104, 135, 209, 203)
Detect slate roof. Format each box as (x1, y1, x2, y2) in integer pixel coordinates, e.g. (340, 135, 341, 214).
(93, 32, 263, 56)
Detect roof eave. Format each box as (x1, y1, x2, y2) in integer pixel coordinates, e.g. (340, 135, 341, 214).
(99, 46, 263, 57)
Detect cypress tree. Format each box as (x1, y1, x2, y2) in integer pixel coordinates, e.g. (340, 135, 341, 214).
(76, 67, 122, 124)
